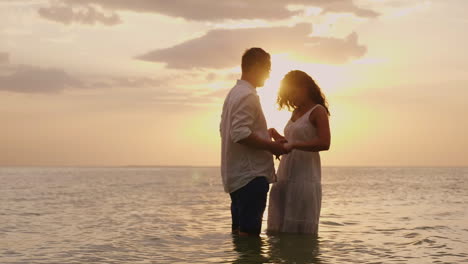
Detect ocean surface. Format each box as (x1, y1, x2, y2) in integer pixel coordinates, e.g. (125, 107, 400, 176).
(0, 167, 467, 264)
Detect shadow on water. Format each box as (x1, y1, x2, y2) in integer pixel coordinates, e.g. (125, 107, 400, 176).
(232, 233, 323, 264)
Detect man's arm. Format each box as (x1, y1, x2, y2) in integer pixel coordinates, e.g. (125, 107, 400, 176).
(230, 94, 287, 156)
(238, 133, 286, 155)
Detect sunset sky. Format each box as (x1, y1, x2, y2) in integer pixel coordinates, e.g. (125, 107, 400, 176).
(1, 0, 467, 167)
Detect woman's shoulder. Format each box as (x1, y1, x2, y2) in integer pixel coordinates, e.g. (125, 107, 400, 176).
(308, 104, 328, 121)
(314, 104, 328, 112)
(309, 104, 326, 114)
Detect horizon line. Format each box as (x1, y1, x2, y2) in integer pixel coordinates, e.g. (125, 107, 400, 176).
(1, 165, 467, 169)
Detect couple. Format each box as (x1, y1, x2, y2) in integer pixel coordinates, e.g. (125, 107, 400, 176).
(220, 47, 331, 237)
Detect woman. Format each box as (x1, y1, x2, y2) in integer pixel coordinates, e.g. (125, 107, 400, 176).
(267, 70, 331, 236)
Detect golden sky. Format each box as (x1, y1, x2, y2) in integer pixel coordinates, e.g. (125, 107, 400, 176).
(1, 0, 467, 167)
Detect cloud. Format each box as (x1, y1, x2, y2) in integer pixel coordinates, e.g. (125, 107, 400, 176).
(0, 52, 85, 93)
(38, 0, 378, 25)
(91, 76, 171, 90)
(0, 56, 195, 96)
(0, 65, 84, 93)
(38, 4, 121, 26)
(137, 24, 367, 69)
(0, 66, 175, 94)
(0, 53, 9, 64)
(322, 1, 379, 18)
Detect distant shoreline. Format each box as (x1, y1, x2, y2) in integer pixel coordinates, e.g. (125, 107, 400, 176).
(1, 165, 467, 169)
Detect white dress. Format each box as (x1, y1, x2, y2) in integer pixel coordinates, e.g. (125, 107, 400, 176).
(267, 105, 322, 235)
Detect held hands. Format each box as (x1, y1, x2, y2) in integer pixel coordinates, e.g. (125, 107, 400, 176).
(275, 143, 295, 160)
(269, 141, 288, 156)
(268, 128, 288, 144)
(267, 128, 293, 159)
(283, 143, 294, 153)
(268, 141, 289, 159)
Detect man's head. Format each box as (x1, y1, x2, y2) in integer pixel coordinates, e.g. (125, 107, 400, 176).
(241, 48, 271, 88)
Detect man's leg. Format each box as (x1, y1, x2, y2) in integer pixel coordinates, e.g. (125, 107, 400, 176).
(230, 192, 240, 234)
(238, 177, 269, 236)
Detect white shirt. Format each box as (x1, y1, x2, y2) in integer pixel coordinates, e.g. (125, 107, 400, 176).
(220, 80, 276, 193)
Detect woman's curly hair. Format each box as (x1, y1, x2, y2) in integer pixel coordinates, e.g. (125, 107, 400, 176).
(277, 70, 330, 115)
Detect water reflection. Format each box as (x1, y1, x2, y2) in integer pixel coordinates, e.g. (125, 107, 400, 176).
(268, 234, 323, 264)
(232, 234, 322, 264)
(232, 235, 269, 264)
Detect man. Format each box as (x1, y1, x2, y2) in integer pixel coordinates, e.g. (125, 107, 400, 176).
(220, 47, 288, 236)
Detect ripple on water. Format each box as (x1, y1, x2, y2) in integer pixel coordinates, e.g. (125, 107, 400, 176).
(403, 232, 420, 238)
(320, 221, 345, 226)
(414, 225, 449, 230)
(412, 238, 436, 245)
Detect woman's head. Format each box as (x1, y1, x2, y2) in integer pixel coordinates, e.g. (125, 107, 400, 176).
(277, 70, 330, 115)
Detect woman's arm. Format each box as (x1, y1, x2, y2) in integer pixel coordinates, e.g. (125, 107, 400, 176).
(268, 128, 288, 143)
(285, 106, 331, 152)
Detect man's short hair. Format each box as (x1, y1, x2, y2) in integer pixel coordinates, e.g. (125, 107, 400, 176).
(241, 48, 270, 73)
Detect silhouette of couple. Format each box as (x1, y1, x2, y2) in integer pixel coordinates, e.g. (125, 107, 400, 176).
(220, 47, 331, 237)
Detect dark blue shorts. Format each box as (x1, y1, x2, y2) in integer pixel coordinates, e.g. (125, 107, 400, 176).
(229, 177, 269, 235)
